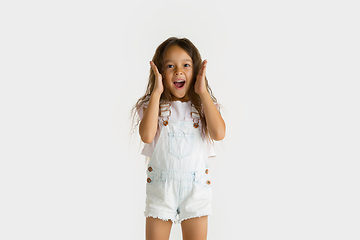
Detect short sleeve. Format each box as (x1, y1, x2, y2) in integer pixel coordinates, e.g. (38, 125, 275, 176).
(137, 101, 149, 120)
(208, 141, 217, 157)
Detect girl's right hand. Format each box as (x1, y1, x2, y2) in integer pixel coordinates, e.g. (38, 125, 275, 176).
(150, 61, 163, 95)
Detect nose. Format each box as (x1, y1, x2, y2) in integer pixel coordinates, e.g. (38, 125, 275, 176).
(175, 70, 183, 76)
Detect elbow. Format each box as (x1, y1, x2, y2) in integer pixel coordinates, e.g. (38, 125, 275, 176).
(211, 129, 226, 141)
(139, 128, 155, 143)
(210, 120, 226, 141)
(139, 129, 155, 143)
(139, 122, 155, 143)
(141, 135, 154, 144)
(212, 133, 225, 141)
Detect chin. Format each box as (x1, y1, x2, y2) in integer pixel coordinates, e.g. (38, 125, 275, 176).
(172, 95, 189, 102)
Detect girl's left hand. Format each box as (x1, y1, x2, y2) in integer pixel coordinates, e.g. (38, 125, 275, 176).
(194, 60, 208, 96)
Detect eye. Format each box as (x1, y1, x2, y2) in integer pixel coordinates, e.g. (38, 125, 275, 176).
(166, 64, 174, 68)
(184, 64, 190, 67)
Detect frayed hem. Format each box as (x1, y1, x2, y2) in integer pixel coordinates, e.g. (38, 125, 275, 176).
(178, 213, 211, 224)
(145, 214, 176, 223)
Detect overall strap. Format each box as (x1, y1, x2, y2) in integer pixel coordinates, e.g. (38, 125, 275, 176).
(159, 102, 171, 126)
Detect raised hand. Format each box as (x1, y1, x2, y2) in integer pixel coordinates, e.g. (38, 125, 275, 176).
(150, 61, 163, 95)
(194, 60, 208, 96)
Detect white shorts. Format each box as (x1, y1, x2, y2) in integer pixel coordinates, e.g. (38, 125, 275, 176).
(144, 166, 212, 224)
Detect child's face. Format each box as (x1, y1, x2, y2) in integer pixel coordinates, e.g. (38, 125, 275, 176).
(162, 45, 194, 102)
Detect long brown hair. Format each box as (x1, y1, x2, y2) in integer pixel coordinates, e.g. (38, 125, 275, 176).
(131, 37, 219, 140)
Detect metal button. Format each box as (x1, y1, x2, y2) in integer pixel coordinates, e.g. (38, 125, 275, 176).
(205, 169, 209, 174)
(147, 178, 151, 183)
(206, 180, 211, 185)
(148, 167, 153, 172)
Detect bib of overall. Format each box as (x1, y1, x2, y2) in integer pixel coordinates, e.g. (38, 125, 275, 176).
(144, 102, 212, 223)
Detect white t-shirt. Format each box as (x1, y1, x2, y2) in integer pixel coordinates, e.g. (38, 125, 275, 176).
(138, 100, 217, 158)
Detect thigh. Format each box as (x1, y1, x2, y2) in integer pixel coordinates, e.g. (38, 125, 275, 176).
(146, 217, 173, 240)
(181, 216, 208, 240)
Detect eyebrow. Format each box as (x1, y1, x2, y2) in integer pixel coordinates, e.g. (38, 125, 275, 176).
(164, 59, 193, 63)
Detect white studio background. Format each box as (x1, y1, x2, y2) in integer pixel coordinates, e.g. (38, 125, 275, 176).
(0, 0, 359, 239)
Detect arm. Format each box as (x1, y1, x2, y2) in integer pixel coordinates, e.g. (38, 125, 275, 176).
(139, 93, 161, 143)
(139, 61, 163, 143)
(199, 91, 226, 141)
(195, 60, 226, 141)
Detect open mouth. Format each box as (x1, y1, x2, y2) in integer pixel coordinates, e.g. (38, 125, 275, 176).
(173, 80, 185, 89)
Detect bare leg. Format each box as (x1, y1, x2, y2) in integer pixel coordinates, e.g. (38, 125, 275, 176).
(181, 216, 208, 240)
(146, 217, 173, 240)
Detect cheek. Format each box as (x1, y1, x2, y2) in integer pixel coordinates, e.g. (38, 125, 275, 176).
(186, 69, 194, 77)
(164, 71, 172, 80)
(187, 72, 194, 82)
(163, 76, 173, 89)
(187, 79, 193, 88)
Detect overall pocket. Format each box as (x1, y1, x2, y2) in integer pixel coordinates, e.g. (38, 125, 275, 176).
(194, 172, 212, 188)
(146, 172, 165, 200)
(168, 132, 194, 159)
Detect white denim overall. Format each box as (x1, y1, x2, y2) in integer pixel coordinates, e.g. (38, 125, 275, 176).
(144, 103, 212, 224)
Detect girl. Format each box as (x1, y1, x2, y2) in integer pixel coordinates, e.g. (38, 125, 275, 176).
(132, 37, 225, 240)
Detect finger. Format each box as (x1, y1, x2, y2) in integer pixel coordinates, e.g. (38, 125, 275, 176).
(150, 61, 161, 75)
(198, 62, 204, 76)
(203, 60, 207, 74)
(199, 60, 207, 76)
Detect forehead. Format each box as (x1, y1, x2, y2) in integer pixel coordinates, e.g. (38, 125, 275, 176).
(163, 45, 192, 62)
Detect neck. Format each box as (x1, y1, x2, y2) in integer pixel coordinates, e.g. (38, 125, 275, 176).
(171, 95, 190, 102)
